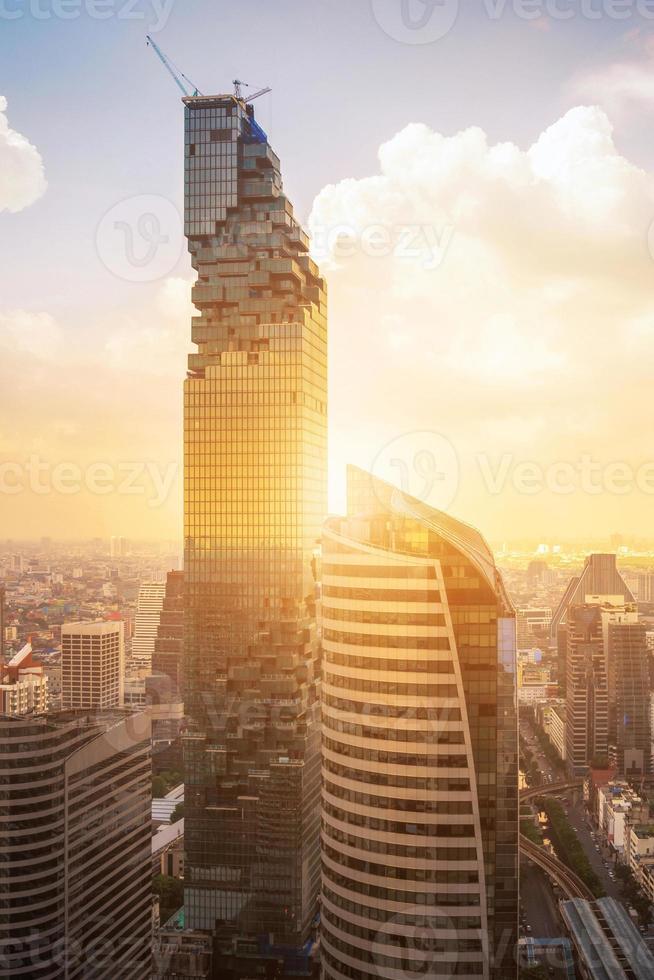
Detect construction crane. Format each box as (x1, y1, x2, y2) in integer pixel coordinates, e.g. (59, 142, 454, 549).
(146, 35, 202, 97)
(232, 79, 272, 102)
(146, 37, 272, 106)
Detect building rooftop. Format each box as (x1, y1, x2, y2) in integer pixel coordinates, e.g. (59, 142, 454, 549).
(561, 897, 654, 980)
(152, 817, 184, 857)
(153, 787, 184, 824)
(61, 620, 122, 634)
(632, 826, 654, 839)
(7, 643, 33, 668)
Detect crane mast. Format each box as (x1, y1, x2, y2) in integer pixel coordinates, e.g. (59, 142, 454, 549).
(146, 35, 202, 97)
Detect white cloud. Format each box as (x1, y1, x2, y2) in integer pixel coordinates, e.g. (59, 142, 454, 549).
(574, 62, 654, 113)
(103, 277, 193, 376)
(309, 108, 654, 527)
(0, 96, 46, 214)
(0, 309, 61, 359)
(156, 275, 196, 321)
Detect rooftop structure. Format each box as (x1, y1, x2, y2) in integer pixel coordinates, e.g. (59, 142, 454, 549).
(551, 554, 634, 640)
(0, 642, 48, 714)
(561, 897, 654, 980)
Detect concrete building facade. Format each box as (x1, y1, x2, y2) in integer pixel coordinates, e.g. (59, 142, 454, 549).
(61, 620, 124, 709)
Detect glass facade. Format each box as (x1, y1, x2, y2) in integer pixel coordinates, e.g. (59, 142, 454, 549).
(182, 94, 327, 947)
(320, 467, 519, 980)
(0, 710, 152, 980)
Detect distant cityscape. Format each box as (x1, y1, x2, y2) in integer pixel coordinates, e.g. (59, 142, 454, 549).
(3, 527, 654, 977)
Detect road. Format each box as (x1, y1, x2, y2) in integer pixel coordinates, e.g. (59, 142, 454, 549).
(560, 793, 623, 900)
(520, 861, 563, 937)
(520, 716, 567, 789)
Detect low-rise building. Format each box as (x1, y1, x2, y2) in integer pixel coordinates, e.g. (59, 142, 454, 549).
(597, 781, 649, 855)
(625, 823, 654, 901)
(0, 643, 48, 715)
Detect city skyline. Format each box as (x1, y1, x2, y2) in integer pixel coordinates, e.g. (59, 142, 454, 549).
(3, 7, 654, 979)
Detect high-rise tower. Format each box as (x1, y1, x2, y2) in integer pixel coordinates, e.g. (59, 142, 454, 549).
(131, 581, 166, 678)
(565, 604, 608, 775)
(0, 709, 152, 980)
(181, 92, 327, 957)
(320, 467, 518, 980)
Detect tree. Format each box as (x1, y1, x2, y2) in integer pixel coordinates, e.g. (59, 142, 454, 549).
(152, 775, 167, 798)
(519, 965, 548, 979)
(153, 874, 184, 921)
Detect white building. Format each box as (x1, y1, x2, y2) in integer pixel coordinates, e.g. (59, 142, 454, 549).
(548, 703, 566, 761)
(61, 621, 124, 709)
(130, 582, 166, 678)
(597, 781, 648, 855)
(0, 644, 48, 715)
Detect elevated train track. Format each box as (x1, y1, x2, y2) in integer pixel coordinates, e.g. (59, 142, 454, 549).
(519, 779, 591, 900)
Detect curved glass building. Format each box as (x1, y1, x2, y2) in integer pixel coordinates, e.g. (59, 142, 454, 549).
(320, 467, 518, 980)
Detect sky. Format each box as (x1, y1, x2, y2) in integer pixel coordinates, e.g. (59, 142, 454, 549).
(2, 0, 654, 542)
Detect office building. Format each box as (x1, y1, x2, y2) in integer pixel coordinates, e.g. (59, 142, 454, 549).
(548, 702, 566, 761)
(0, 643, 48, 714)
(551, 553, 634, 699)
(623, 569, 654, 604)
(320, 467, 518, 980)
(152, 570, 184, 697)
(61, 620, 125, 709)
(516, 606, 552, 648)
(181, 88, 327, 958)
(607, 620, 650, 775)
(0, 709, 152, 980)
(131, 581, 166, 677)
(550, 553, 634, 640)
(110, 535, 129, 559)
(565, 605, 609, 775)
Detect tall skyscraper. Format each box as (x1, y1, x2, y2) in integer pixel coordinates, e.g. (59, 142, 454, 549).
(320, 467, 518, 980)
(606, 619, 650, 775)
(565, 605, 608, 775)
(61, 620, 125, 709)
(181, 89, 327, 960)
(152, 570, 184, 697)
(131, 581, 166, 677)
(550, 553, 634, 640)
(551, 553, 634, 699)
(0, 709, 152, 980)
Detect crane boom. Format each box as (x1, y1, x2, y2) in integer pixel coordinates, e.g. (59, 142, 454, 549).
(247, 87, 272, 102)
(146, 35, 202, 97)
